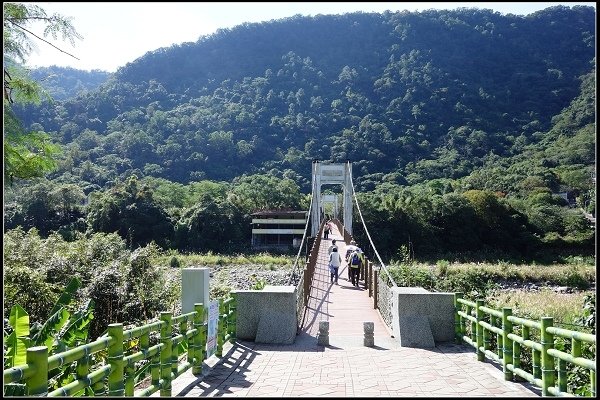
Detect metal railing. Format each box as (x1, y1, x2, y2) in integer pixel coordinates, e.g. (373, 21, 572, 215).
(297, 219, 325, 329)
(3, 296, 237, 397)
(455, 293, 596, 397)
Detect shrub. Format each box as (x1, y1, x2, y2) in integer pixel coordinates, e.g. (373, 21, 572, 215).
(170, 256, 181, 268)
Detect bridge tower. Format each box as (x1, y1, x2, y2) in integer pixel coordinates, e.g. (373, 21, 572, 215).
(310, 161, 353, 237)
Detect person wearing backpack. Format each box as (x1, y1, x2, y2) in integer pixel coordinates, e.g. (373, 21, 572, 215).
(327, 239, 338, 255)
(323, 221, 330, 239)
(328, 247, 341, 284)
(348, 249, 362, 287)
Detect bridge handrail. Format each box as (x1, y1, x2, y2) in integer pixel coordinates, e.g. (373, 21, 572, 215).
(287, 167, 316, 286)
(347, 162, 397, 287)
(454, 293, 596, 397)
(3, 297, 237, 397)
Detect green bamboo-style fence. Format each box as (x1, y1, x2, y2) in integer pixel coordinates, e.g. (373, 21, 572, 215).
(3, 296, 237, 397)
(454, 293, 596, 397)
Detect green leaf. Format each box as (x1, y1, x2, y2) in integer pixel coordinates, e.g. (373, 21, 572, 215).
(6, 305, 30, 367)
(32, 307, 70, 349)
(9, 304, 30, 337)
(48, 277, 81, 317)
(58, 300, 94, 348)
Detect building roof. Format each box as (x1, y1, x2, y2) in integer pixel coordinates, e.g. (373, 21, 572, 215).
(251, 210, 308, 217)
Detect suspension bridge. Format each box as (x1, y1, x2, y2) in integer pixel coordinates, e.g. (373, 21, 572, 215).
(4, 162, 595, 397)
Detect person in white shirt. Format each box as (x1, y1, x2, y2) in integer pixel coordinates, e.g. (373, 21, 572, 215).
(328, 247, 341, 284)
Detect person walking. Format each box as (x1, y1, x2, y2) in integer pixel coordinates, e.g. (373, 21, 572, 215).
(348, 248, 363, 287)
(345, 240, 359, 281)
(329, 247, 341, 284)
(328, 239, 338, 255)
(323, 221, 330, 239)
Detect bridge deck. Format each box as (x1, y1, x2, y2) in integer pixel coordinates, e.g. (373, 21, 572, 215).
(162, 225, 540, 397)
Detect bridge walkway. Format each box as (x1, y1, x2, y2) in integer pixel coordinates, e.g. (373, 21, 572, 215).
(163, 225, 540, 397)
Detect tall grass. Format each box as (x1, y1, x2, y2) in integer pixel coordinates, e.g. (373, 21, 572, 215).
(488, 288, 595, 325)
(387, 259, 596, 322)
(155, 251, 294, 268)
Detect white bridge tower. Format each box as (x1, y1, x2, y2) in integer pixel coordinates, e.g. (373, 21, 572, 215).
(310, 161, 353, 237)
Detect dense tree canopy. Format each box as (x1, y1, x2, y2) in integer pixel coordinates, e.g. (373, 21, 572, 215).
(4, 5, 595, 259)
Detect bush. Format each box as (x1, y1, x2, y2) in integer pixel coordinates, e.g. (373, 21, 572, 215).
(170, 256, 181, 268)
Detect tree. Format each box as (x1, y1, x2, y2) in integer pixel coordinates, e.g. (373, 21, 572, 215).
(3, 2, 81, 183)
(86, 176, 174, 248)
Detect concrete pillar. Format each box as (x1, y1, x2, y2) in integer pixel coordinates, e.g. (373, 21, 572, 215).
(364, 321, 374, 347)
(317, 321, 330, 346)
(181, 268, 210, 314)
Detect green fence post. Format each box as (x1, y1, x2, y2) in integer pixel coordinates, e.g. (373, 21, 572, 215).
(495, 315, 503, 360)
(476, 299, 484, 362)
(540, 317, 555, 397)
(139, 328, 152, 395)
(513, 324, 521, 381)
(160, 312, 173, 397)
(108, 323, 125, 396)
(556, 356, 567, 394)
(92, 373, 106, 395)
(76, 352, 90, 395)
(571, 338, 583, 395)
(192, 303, 205, 375)
(217, 299, 225, 357)
(524, 325, 539, 380)
(483, 315, 490, 356)
(180, 319, 189, 363)
(124, 362, 135, 397)
(146, 326, 160, 390)
(172, 318, 186, 376)
(228, 295, 237, 343)
(25, 346, 48, 396)
(468, 305, 476, 346)
(454, 293, 463, 344)
(502, 307, 513, 381)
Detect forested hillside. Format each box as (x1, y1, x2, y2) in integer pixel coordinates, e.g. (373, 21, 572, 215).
(5, 5, 596, 259)
(29, 66, 110, 101)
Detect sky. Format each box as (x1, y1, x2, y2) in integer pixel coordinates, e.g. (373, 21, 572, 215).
(19, 2, 597, 72)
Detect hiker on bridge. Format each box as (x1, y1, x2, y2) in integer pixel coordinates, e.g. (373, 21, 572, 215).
(345, 240, 359, 281)
(328, 246, 341, 284)
(328, 239, 338, 255)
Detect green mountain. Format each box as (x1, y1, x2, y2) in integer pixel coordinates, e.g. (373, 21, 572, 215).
(13, 5, 595, 192)
(29, 66, 111, 101)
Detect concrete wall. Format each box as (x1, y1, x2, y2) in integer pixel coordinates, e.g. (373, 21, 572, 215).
(233, 285, 297, 344)
(391, 287, 455, 347)
(181, 268, 210, 314)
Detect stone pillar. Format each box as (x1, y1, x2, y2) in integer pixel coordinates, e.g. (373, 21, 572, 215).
(364, 321, 374, 347)
(181, 268, 210, 314)
(317, 321, 329, 346)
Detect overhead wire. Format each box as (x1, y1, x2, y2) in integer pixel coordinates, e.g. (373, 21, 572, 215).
(347, 161, 398, 287)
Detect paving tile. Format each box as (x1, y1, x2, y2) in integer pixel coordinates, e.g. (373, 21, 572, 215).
(165, 227, 540, 398)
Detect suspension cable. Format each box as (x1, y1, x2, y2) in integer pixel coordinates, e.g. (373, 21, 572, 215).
(347, 162, 398, 287)
(286, 175, 315, 285)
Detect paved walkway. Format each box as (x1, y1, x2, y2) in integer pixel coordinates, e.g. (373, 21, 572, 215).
(164, 227, 541, 397)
